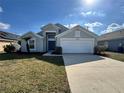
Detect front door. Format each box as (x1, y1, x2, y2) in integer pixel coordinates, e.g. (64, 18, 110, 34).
(48, 41, 56, 50)
(46, 32, 56, 51)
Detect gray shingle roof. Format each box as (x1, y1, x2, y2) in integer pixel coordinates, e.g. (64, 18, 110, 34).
(98, 29, 124, 41)
(41, 23, 60, 31)
(55, 23, 69, 33)
(0, 31, 19, 40)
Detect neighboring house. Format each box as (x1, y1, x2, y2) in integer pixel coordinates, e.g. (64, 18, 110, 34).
(98, 29, 124, 52)
(0, 31, 19, 52)
(20, 23, 98, 53)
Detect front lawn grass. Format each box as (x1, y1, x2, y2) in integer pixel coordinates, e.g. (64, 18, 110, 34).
(105, 52, 124, 62)
(0, 53, 70, 93)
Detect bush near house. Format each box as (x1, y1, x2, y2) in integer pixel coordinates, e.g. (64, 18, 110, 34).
(52, 47, 62, 54)
(3, 44, 15, 53)
(118, 46, 124, 53)
(94, 45, 107, 55)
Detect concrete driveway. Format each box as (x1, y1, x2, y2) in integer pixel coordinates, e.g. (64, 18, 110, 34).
(63, 54, 124, 93)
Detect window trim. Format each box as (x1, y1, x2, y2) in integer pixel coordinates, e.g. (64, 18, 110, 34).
(28, 38, 36, 50)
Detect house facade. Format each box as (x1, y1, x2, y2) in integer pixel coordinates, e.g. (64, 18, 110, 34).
(98, 29, 124, 52)
(20, 23, 98, 53)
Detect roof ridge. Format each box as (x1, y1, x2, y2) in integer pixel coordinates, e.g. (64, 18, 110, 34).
(101, 28, 124, 36)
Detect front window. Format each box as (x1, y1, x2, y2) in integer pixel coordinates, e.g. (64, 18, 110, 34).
(28, 39, 35, 49)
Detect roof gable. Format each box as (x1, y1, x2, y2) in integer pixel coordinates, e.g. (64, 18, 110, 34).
(38, 23, 69, 35)
(41, 23, 60, 31)
(56, 25, 98, 38)
(55, 23, 69, 32)
(20, 32, 43, 39)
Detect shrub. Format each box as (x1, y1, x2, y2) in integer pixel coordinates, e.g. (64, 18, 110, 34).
(18, 41, 21, 45)
(118, 46, 123, 53)
(3, 44, 16, 53)
(52, 47, 62, 54)
(94, 45, 107, 55)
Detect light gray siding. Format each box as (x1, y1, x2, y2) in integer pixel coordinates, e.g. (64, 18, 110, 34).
(35, 37, 44, 52)
(43, 37, 47, 52)
(21, 39, 28, 52)
(56, 30, 97, 46)
(21, 37, 44, 52)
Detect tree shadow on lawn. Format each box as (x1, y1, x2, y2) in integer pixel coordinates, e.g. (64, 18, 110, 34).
(0, 53, 64, 66)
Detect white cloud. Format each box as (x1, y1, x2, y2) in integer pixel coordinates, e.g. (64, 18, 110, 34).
(84, 22, 103, 32)
(0, 22, 11, 30)
(64, 23, 78, 28)
(0, 6, 3, 12)
(81, 11, 92, 16)
(81, 11, 106, 17)
(101, 23, 124, 34)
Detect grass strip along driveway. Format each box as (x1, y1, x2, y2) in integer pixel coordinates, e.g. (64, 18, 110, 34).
(105, 52, 124, 62)
(0, 53, 70, 93)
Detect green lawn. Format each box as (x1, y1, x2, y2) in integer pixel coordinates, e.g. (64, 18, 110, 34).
(0, 53, 70, 93)
(105, 52, 124, 62)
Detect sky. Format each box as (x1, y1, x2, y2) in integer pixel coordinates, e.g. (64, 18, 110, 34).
(0, 0, 124, 35)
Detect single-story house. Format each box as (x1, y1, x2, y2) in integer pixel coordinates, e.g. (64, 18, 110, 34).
(98, 29, 124, 52)
(20, 23, 98, 53)
(0, 31, 19, 52)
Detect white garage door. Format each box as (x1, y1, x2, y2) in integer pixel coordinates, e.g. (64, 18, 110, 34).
(60, 38, 94, 53)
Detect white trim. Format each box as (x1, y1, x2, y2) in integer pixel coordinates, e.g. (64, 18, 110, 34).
(28, 38, 36, 51)
(48, 39, 56, 41)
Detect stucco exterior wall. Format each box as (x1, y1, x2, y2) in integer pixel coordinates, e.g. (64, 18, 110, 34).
(0, 41, 11, 52)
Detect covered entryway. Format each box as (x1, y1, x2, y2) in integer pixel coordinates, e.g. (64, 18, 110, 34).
(60, 38, 94, 53)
